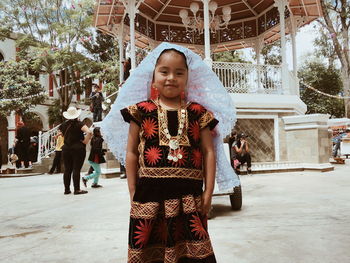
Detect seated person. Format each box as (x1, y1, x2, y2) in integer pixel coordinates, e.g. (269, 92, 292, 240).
(232, 133, 252, 175)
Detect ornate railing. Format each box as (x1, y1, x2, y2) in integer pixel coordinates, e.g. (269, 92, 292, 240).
(38, 125, 60, 163)
(212, 62, 284, 94)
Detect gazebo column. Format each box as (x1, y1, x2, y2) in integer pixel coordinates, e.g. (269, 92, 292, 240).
(123, 0, 139, 70)
(202, 0, 212, 67)
(112, 24, 124, 83)
(274, 0, 289, 94)
(254, 37, 264, 92)
(290, 18, 300, 96)
(7, 111, 16, 150)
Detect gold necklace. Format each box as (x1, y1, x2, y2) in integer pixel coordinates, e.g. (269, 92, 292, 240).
(157, 98, 186, 162)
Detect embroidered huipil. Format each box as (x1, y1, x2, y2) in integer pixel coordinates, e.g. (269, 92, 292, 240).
(121, 99, 218, 263)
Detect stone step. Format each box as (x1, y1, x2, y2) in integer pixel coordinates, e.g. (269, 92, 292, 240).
(100, 168, 122, 179)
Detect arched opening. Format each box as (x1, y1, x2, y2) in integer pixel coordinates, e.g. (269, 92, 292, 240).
(0, 52, 4, 62)
(22, 112, 44, 137)
(0, 116, 9, 166)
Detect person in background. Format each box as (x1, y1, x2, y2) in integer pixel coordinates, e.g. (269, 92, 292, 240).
(122, 57, 131, 81)
(233, 133, 252, 175)
(82, 127, 106, 188)
(60, 106, 92, 195)
(48, 130, 64, 174)
(15, 121, 31, 168)
(90, 84, 104, 122)
(28, 136, 38, 168)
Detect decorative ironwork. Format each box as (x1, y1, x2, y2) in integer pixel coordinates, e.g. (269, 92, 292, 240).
(234, 119, 275, 162)
(119, 5, 291, 46)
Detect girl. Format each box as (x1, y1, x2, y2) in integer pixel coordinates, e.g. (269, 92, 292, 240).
(82, 127, 106, 188)
(101, 43, 238, 263)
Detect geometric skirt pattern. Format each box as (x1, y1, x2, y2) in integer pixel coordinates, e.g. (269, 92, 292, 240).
(128, 194, 217, 263)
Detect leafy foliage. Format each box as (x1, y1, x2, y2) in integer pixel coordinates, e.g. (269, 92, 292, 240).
(260, 40, 282, 65)
(0, 0, 126, 121)
(319, 0, 350, 117)
(0, 60, 46, 117)
(299, 61, 344, 118)
(213, 50, 247, 63)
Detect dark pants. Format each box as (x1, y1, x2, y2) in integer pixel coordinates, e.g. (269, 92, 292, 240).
(333, 142, 340, 157)
(16, 142, 30, 166)
(93, 108, 103, 122)
(49, 151, 62, 173)
(63, 145, 86, 192)
(237, 153, 252, 169)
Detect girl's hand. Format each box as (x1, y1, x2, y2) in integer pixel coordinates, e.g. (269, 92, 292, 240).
(200, 191, 212, 216)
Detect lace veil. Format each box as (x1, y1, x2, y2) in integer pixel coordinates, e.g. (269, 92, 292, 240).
(101, 42, 239, 191)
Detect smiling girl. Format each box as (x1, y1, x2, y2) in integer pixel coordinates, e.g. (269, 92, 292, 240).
(101, 43, 237, 263)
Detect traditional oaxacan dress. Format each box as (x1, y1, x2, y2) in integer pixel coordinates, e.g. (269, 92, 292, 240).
(121, 99, 218, 263)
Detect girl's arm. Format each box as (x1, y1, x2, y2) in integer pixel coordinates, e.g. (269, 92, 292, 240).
(126, 121, 140, 202)
(200, 127, 216, 216)
(81, 125, 93, 144)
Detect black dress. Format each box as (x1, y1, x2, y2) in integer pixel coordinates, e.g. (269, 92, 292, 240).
(60, 120, 86, 192)
(121, 100, 218, 263)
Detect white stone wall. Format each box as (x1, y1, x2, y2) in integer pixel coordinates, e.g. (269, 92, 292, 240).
(0, 37, 16, 61)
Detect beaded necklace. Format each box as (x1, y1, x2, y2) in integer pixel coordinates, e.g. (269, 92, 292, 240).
(158, 98, 186, 162)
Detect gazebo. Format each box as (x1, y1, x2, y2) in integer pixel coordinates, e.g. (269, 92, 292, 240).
(93, 0, 331, 169)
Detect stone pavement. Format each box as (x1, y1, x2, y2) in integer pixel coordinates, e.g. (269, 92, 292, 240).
(1, 162, 350, 263)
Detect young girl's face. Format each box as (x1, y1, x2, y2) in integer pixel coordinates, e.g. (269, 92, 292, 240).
(153, 50, 188, 100)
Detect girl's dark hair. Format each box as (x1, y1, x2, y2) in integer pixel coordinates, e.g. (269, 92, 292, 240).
(93, 127, 101, 137)
(155, 48, 188, 69)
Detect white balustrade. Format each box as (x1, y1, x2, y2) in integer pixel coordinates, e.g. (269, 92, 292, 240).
(38, 125, 60, 163)
(212, 62, 284, 94)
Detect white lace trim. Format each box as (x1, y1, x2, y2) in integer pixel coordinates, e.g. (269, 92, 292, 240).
(101, 42, 238, 191)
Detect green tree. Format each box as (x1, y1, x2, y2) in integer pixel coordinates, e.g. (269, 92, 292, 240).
(260, 40, 282, 66)
(319, 0, 350, 117)
(0, 0, 99, 116)
(299, 61, 344, 118)
(0, 60, 46, 117)
(213, 50, 247, 63)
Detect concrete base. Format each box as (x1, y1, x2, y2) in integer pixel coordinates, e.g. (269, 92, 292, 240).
(247, 162, 334, 173)
(100, 168, 122, 179)
(0, 172, 43, 178)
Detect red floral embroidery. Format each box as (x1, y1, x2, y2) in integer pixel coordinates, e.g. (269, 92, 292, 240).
(189, 121, 200, 141)
(145, 146, 162, 166)
(190, 214, 208, 240)
(168, 147, 187, 167)
(134, 219, 153, 248)
(191, 149, 202, 168)
(189, 103, 205, 115)
(142, 118, 158, 139)
(139, 101, 157, 112)
(154, 218, 167, 243)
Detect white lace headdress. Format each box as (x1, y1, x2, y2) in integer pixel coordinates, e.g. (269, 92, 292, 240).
(101, 42, 239, 191)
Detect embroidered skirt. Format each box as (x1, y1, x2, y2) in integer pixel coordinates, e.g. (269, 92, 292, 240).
(127, 178, 217, 263)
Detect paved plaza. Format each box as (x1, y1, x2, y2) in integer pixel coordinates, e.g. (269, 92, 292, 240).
(1, 162, 350, 263)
